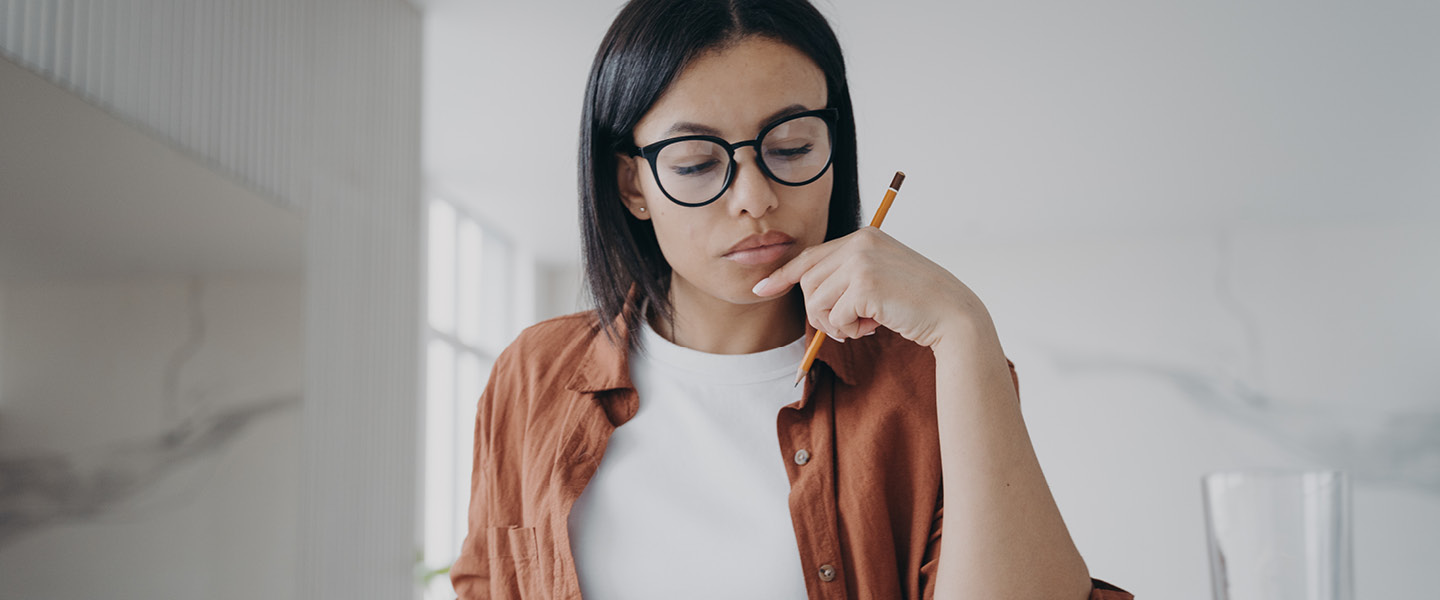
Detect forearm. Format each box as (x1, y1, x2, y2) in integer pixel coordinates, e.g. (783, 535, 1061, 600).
(930, 316, 1092, 600)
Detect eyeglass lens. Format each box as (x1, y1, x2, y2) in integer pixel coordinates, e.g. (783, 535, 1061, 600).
(653, 115, 832, 205)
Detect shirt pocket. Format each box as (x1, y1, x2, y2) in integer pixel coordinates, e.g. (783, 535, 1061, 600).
(486, 525, 541, 598)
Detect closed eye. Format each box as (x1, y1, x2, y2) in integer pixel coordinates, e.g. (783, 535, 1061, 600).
(671, 159, 721, 176)
(767, 144, 813, 160)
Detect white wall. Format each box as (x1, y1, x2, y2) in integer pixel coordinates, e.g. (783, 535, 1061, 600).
(925, 221, 1440, 598)
(537, 262, 588, 322)
(0, 276, 304, 600)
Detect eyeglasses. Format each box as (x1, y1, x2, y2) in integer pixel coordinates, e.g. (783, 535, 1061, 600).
(628, 108, 838, 207)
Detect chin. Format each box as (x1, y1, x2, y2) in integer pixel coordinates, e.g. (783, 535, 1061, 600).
(715, 281, 774, 306)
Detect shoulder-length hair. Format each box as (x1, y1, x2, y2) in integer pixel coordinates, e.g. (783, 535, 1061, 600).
(578, 0, 862, 348)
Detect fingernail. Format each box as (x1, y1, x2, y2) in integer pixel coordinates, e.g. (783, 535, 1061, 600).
(863, 330, 877, 336)
(828, 333, 844, 343)
(752, 278, 770, 295)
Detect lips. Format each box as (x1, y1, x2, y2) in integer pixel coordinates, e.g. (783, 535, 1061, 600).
(724, 231, 797, 257)
(722, 231, 796, 266)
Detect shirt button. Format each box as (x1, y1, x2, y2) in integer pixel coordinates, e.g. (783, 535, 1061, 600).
(794, 449, 810, 465)
(818, 564, 837, 582)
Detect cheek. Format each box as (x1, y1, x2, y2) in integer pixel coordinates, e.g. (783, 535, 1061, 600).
(649, 213, 705, 266)
(816, 170, 835, 204)
(804, 174, 833, 238)
(815, 183, 833, 212)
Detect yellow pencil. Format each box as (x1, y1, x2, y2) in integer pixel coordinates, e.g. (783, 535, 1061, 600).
(794, 171, 906, 387)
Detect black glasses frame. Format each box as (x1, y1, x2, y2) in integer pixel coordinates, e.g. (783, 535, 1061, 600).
(627, 107, 839, 208)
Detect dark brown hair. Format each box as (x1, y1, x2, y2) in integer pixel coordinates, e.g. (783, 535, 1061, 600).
(578, 0, 862, 348)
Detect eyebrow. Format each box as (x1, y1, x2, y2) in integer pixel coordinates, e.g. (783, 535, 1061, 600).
(661, 103, 813, 138)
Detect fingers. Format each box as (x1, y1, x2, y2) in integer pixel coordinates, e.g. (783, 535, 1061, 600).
(828, 280, 885, 340)
(752, 229, 891, 341)
(826, 285, 868, 339)
(754, 229, 890, 297)
(804, 272, 848, 340)
(752, 239, 842, 297)
(807, 270, 878, 341)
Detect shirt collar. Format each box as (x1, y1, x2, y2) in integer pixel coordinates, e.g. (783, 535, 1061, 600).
(564, 289, 640, 394)
(565, 286, 860, 394)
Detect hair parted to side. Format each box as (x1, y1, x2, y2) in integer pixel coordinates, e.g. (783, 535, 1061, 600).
(578, 0, 862, 349)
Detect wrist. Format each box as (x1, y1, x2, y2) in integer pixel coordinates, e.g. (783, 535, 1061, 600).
(932, 313, 999, 357)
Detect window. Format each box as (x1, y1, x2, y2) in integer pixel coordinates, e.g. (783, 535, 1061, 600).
(423, 197, 534, 598)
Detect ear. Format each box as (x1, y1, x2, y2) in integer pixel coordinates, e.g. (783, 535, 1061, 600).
(615, 154, 652, 221)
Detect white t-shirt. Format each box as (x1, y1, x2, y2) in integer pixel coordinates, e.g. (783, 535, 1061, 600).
(567, 318, 810, 599)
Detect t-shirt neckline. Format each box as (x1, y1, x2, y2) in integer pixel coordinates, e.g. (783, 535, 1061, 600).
(635, 316, 806, 384)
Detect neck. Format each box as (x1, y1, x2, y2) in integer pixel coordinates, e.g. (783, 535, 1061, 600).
(648, 280, 806, 355)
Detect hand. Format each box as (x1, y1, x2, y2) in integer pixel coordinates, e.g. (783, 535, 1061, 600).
(751, 227, 992, 350)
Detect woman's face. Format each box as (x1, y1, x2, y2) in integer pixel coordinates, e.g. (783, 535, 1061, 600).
(617, 36, 833, 309)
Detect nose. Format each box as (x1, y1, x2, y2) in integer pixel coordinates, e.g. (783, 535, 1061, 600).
(724, 147, 779, 219)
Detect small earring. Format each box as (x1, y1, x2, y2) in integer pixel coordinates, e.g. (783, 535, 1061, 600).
(639, 207, 646, 212)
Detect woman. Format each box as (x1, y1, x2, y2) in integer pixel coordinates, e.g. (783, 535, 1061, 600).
(452, 1, 1133, 598)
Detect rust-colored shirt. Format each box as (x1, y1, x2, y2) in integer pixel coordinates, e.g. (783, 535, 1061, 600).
(452, 302, 1133, 599)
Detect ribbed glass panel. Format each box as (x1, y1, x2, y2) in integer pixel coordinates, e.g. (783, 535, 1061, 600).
(0, 0, 412, 214)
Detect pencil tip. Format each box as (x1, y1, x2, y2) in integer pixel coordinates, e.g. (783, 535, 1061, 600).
(793, 373, 804, 387)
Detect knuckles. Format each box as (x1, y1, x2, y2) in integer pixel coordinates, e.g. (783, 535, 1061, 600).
(798, 269, 822, 293)
(851, 227, 885, 249)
